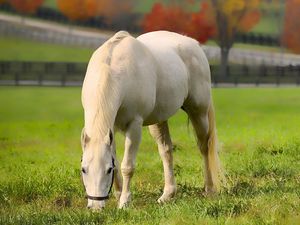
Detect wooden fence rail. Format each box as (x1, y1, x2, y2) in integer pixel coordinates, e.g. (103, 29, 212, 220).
(0, 61, 300, 87)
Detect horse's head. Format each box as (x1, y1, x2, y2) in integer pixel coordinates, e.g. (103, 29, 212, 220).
(80, 128, 115, 210)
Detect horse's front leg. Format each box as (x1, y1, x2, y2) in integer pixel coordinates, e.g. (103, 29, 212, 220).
(111, 140, 123, 200)
(119, 118, 142, 208)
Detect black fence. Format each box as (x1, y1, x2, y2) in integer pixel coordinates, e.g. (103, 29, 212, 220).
(0, 61, 86, 86)
(211, 64, 300, 86)
(235, 33, 279, 46)
(1, 61, 300, 87)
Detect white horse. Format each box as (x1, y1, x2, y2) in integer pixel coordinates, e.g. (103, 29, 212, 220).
(81, 30, 221, 210)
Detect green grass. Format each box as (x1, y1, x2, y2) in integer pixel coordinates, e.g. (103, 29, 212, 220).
(0, 87, 300, 224)
(43, 0, 57, 9)
(0, 37, 93, 62)
(252, 16, 281, 35)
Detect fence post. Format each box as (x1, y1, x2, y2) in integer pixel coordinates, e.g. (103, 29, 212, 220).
(254, 66, 259, 86)
(233, 65, 238, 86)
(276, 66, 282, 86)
(211, 65, 217, 87)
(297, 66, 300, 86)
(38, 72, 43, 86)
(15, 73, 19, 86)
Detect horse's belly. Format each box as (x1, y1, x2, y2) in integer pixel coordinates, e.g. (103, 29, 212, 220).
(143, 78, 188, 125)
(143, 105, 180, 126)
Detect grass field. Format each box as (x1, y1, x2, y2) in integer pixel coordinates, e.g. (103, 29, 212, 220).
(0, 87, 299, 224)
(0, 37, 93, 62)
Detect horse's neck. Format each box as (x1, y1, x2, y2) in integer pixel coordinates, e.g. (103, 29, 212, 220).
(90, 73, 121, 138)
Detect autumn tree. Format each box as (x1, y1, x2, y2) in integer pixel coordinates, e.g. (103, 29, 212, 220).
(57, 0, 98, 21)
(9, 0, 44, 14)
(142, 3, 191, 35)
(96, 0, 134, 23)
(209, 0, 261, 76)
(57, 0, 133, 26)
(282, 0, 300, 54)
(142, 2, 216, 43)
(188, 2, 216, 43)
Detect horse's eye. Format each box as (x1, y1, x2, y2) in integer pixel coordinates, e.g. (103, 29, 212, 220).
(107, 167, 113, 174)
(81, 167, 87, 174)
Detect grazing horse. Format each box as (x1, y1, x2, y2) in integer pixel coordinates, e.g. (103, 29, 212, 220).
(81, 30, 221, 210)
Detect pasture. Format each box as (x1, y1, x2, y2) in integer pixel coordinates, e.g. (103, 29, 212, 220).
(0, 87, 299, 224)
(0, 37, 93, 62)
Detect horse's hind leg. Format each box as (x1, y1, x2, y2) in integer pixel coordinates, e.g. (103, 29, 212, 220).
(149, 121, 176, 203)
(184, 105, 220, 194)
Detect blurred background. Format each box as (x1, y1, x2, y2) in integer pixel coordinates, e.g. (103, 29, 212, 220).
(0, 0, 299, 86)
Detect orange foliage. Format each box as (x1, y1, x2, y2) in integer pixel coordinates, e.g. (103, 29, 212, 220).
(57, 0, 133, 22)
(188, 2, 216, 43)
(9, 0, 44, 14)
(209, 0, 261, 41)
(142, 3, 190, 34)
(57, 0, 98, 21)
(283, 0, 300, 53)
(97, 0, 133, 22)
(238, 11, 261, 32)
(142, 2, 216, 43)
(142, 0, 260, 44)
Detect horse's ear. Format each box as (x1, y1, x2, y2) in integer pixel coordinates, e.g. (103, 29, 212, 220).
(81, 128, 90, 151)
(104, 129, 113, 146)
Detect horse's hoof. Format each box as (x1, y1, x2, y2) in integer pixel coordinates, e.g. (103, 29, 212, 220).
(157, 195, 171, 204)
(118, 202, 129, 209)
(157, 193, 176, 204)
(202, 186, 217, 197)
(118, 192, 131, 209)
(157, 188, 176, 203)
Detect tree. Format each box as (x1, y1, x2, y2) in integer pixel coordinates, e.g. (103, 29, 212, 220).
(57, 0, 98, 21)
(9, 0, 44, 14)
(282, 0, 300, 54)
(209, 0, 261, 76)
(142, 0, 260, 75)
(142, 2, 216, 44)
(96, 0, 134, 23)
(187, 2, 216, 43)
(142, 3, 191, 35)
(57, 0, 133, 25)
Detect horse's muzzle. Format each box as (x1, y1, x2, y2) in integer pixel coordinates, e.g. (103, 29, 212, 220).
(87, 199, 106, 210)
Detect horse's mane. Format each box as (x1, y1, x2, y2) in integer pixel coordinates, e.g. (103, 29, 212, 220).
(84, 31, 130, 138)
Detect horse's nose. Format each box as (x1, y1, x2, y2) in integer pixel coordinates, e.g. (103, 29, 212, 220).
(87, 200, 105, 210)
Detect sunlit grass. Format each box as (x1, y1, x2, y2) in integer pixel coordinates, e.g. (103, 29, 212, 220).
(0, 87, 299, 224)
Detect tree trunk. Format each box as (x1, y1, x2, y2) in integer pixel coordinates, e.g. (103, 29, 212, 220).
(219, 47, 230, 77)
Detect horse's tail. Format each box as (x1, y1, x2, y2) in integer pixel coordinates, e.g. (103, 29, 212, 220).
(207, 100, 224, 191)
